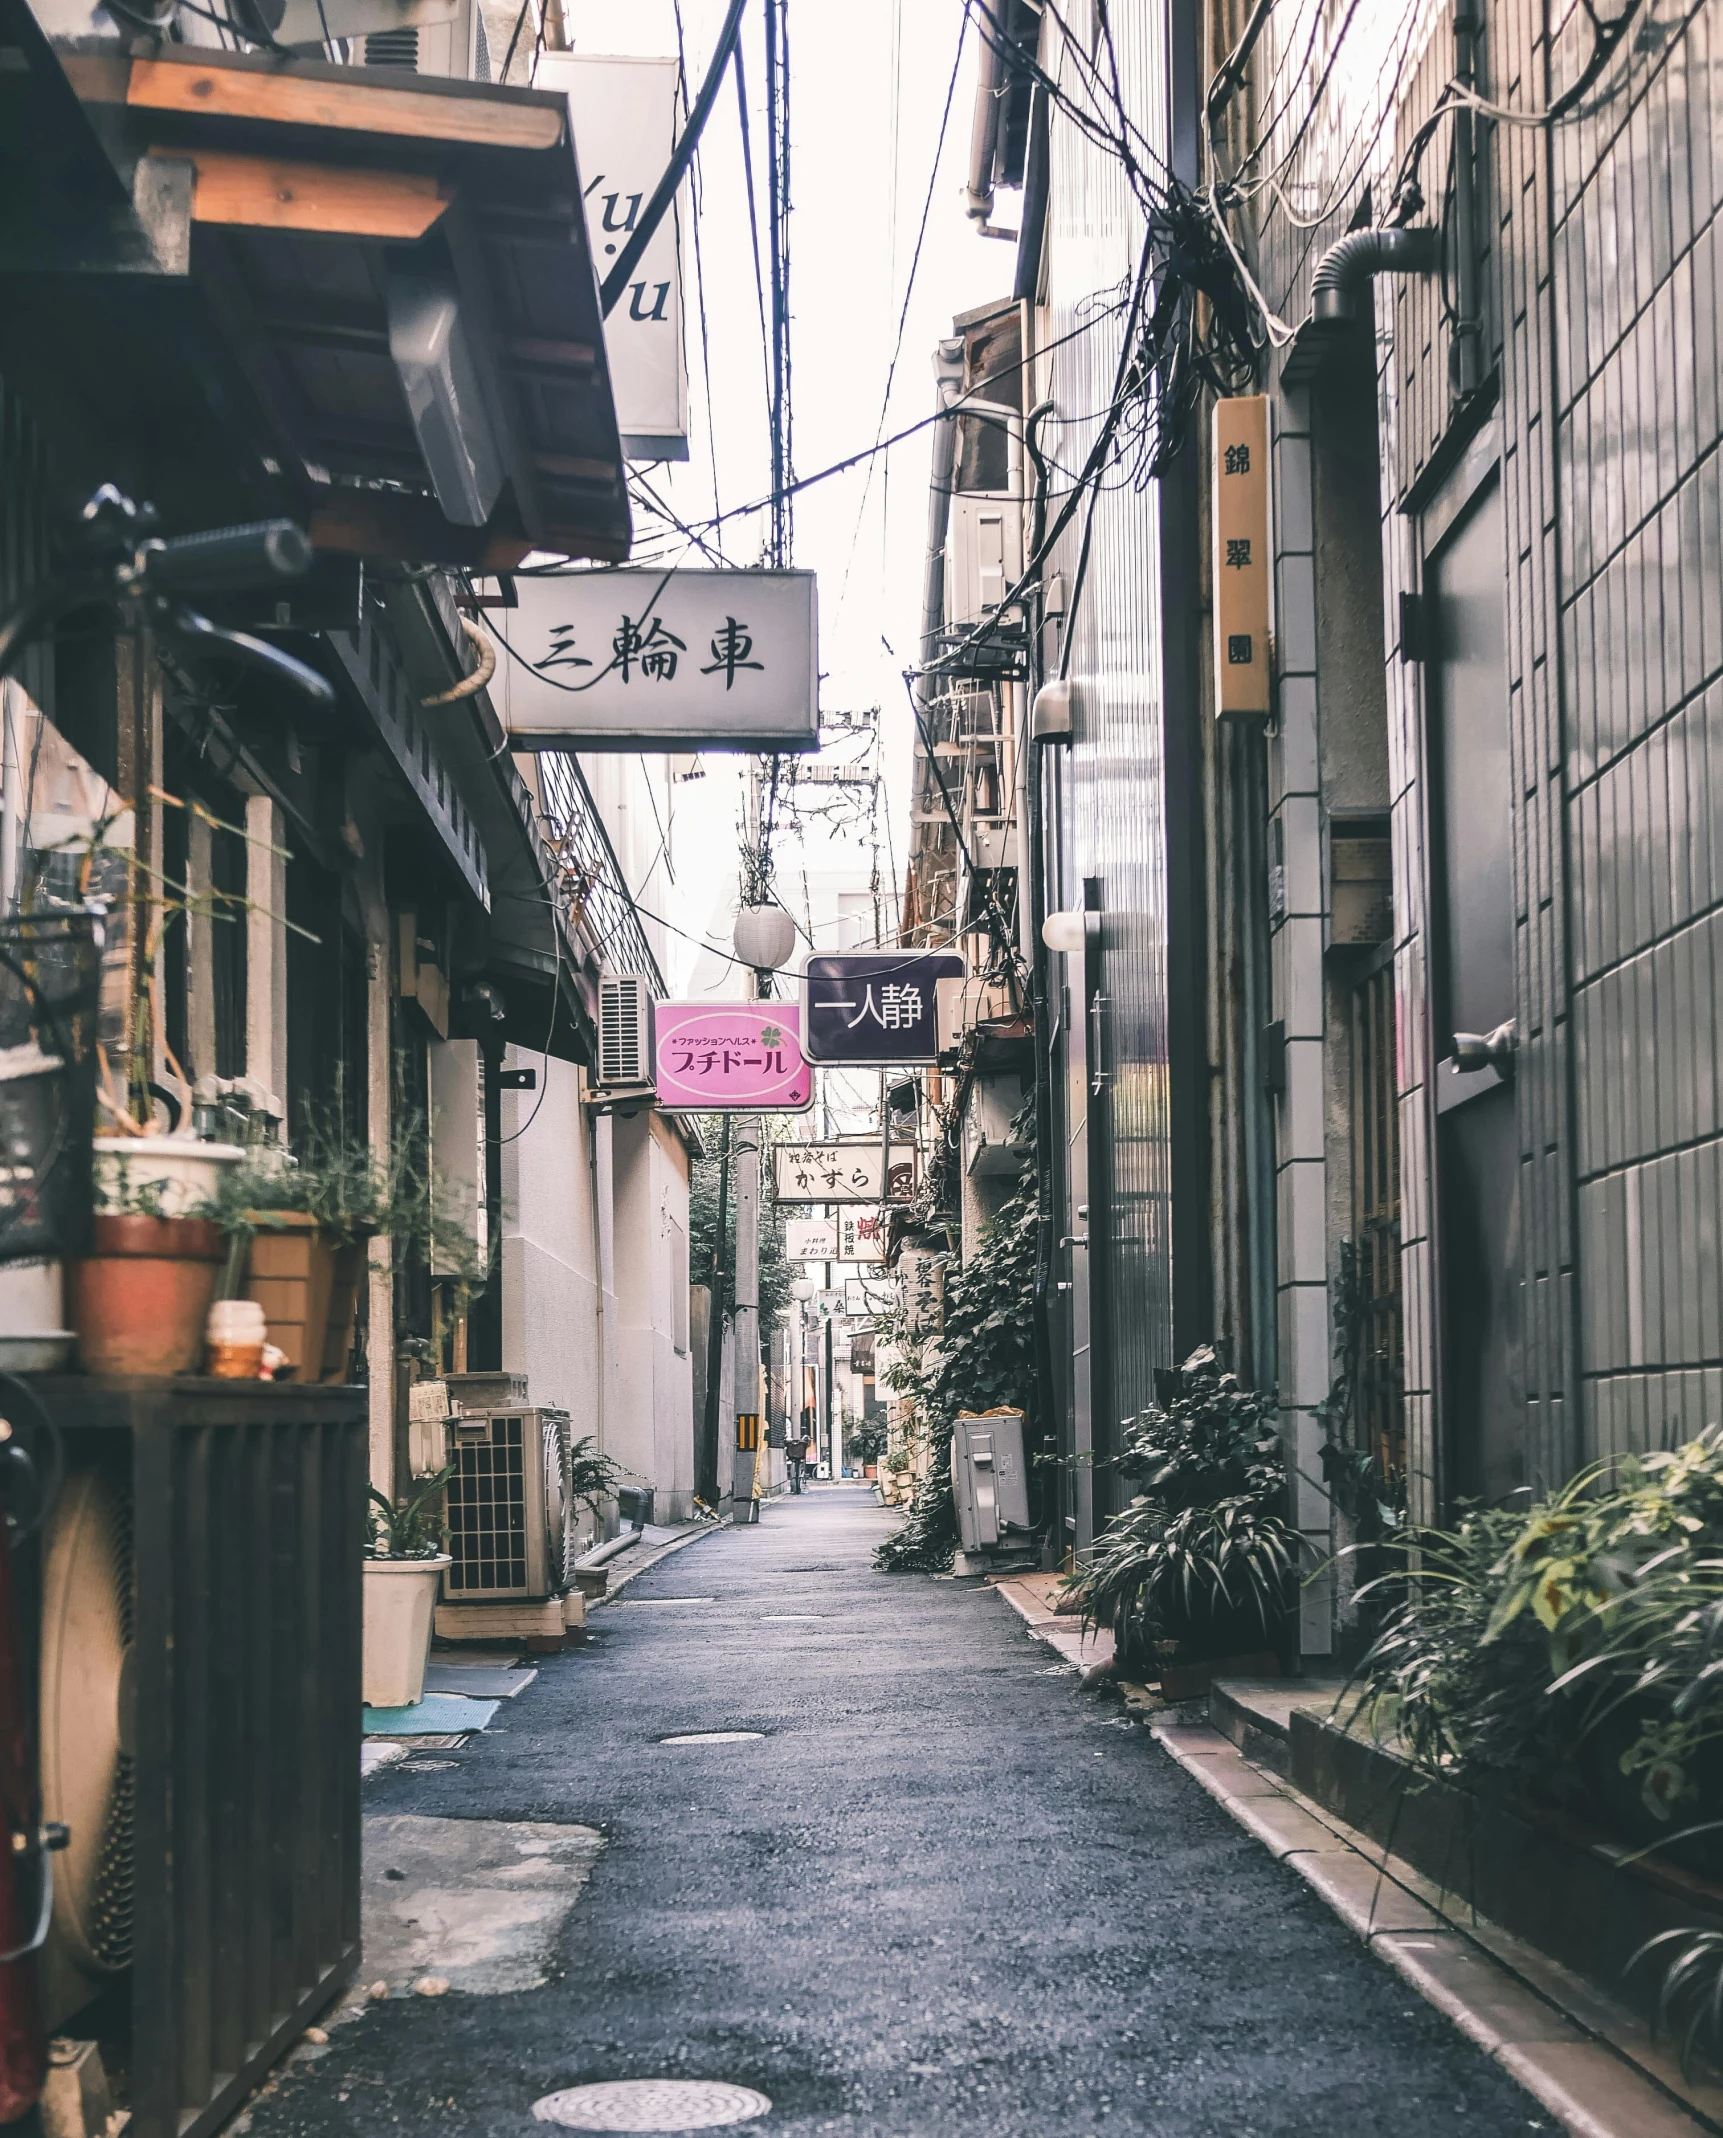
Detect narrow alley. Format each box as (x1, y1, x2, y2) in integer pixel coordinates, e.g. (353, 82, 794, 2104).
(243, 1490, 1540, 2138)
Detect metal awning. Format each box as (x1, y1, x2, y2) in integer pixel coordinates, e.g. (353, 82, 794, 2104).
(0, 17, 630, 569)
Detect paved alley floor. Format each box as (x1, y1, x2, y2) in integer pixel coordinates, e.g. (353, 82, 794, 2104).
(246, 1486, 1547, 2138)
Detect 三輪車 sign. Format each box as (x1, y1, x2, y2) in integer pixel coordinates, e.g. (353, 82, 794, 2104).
(495, 568, 818, 752)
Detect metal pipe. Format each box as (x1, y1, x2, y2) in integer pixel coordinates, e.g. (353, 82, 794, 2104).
(920, 338, 967, 667)
(1309, 226, 1438, 325)
(965, 18, 1003, 224)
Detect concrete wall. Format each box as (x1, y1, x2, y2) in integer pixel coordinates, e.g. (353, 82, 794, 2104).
(499, 1049, 611, 1547)
(608, 1109, 697, 1521)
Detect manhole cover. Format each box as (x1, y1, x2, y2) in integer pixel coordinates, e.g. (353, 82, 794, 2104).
(658, 1731, 762, 1745)
(532, 2080, 771, 2130)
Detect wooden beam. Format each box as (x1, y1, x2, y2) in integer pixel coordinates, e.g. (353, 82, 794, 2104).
(128, 57, 565, 152)
(172, 148, 452, 239)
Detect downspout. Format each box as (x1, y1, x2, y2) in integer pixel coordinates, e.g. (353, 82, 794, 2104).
(1022, 398, 1060, 1555)
(1308, 226, 1439, 323)
(920, 338, 967, 667)
(1450, 0, 1485, 398)
(964, 19, 1017, 241)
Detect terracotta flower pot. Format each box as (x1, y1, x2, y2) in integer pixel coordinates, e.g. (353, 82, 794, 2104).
(244, 1214, 365, 1381)
(67, 1214, 225, 1376)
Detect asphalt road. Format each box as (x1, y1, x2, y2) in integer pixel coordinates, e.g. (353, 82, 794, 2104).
(245, 1485, 1546, 2138)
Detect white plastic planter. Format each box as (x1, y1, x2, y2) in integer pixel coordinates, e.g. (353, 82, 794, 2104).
(361, 1556, 451, 1709)
(92, 1137, 248, 1218)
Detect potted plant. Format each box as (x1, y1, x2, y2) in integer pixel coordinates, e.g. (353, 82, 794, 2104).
(1065, 1346, 1300, 1696)
(66, 1166, 226, 1375)
(363, 1467, 453, 1709)
(214, 1108, 490, 1382)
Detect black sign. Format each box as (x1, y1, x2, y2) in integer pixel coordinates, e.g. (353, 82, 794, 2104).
(801, 951, 965, 1066)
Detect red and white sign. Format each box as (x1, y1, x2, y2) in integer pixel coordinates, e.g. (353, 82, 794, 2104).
(653, 1001, 814, 1112)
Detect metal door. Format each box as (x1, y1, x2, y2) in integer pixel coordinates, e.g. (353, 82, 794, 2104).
(1426, 476, 1524, 1503)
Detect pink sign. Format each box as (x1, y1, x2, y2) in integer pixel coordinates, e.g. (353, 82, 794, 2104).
(654, 1001, 814, 1112)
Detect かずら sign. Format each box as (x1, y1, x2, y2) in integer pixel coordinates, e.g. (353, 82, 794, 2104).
(653, 1001, 813, 1112)
(772, 1144, 919, 1204)
(801, 950, 965, 1065)
(494, 568, 818, 752)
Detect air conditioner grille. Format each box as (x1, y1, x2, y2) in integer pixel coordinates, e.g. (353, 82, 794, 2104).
(447, 1415, 527, 1593)
(599, 973, 651, 1088)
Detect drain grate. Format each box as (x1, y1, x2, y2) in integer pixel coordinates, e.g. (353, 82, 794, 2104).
(658, 1731, 762, 1745)
(531, 2079, 771, 2130)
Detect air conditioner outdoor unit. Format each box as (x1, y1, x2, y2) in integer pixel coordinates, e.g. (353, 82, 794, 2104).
(596, 972, 655, 1093)
(946, 401, 1024, 630)
(442, 1407, 573, 1602)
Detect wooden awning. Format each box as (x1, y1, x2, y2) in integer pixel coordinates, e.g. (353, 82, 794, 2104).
(0, 21, 630, 569)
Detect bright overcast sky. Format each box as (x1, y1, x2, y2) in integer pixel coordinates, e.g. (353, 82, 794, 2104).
(560, 0, 1014, 993)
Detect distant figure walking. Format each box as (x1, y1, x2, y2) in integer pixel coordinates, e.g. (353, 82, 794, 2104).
(785, 1433, 810, 1493)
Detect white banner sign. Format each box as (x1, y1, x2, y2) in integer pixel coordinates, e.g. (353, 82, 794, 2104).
(497, 569, 818, 751)
(774, 1143, 919, 1204)
(535, 53, 688, 461)
(787, 1209, 885, 1262)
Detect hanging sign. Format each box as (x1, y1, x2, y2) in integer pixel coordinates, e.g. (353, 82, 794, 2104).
(845, 1276, 893, 1317)
(653, 1001, 813, 1112)
(850, 1331, 876, 1376)
(495, 569, 818, 751)
(773, 1143, 919, 1204)
(786, 1217, 836, 1261)
(836, 1207, 886, 1263)
(534, 53, 688, 462)
(1212, 395, 1273, 720)
(801, 950, 966, 1065)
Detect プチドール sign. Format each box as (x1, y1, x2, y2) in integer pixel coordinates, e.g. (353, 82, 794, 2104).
(653, 1001, 813, 1112)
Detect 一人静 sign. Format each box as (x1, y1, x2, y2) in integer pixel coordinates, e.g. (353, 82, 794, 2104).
(802, 950, 966, 1065)
(653, 1001, 813, 1112)
(534, 53, 687, 461)
(773, 1143, 918, 1204)
(495, 568, 818, 752)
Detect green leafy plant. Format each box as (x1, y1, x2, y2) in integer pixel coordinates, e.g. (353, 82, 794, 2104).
(1630, 1927, 1723, 2079)
(366, 1465, 453, 1559)
(1064, 1347, 1298, 1662)
(874, 1153, 1039, 1574)
(566, 1434, 630, 1522)
(213, 1104, 492, 1306)
(1345, 1428, 1723, 1840)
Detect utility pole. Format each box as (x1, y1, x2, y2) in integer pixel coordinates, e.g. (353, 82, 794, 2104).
(730, 1110, 762, 1521)
(698, 1114, 731, 1508)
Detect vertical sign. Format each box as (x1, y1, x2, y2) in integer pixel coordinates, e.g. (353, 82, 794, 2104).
(536, 53, 689, 462)
(1213, 395, 1272, 720)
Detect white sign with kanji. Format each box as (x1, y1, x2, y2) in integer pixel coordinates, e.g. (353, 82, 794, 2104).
(494, 568, 818, 752)
(773, 1143, 919, 1204)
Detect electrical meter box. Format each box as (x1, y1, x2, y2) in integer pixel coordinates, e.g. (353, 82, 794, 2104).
(951, 1409, 1030, 1554)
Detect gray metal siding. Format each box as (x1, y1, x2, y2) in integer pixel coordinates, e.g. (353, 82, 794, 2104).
(1042, 1, 1179, 1421)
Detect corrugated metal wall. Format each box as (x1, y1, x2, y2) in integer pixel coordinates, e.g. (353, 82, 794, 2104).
(1043, 2, 1180, 1426)
(1248, 0, 1723, 1502)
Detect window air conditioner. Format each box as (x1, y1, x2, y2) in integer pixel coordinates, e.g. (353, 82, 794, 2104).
(443, 1407, 573, 1602)
(597, 973, 655, 1093)
(267, 0, 490, 75)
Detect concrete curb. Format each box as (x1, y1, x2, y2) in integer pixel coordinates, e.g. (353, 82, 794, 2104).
(1152, 1718, 1723, 2138)
(588, 1520, 722, 1605)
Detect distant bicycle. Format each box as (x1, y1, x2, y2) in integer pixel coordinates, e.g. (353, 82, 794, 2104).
(784, 1438, 810, 1493)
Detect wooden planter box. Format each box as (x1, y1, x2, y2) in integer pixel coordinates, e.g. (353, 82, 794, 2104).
(245, 1216, 366, 1380)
